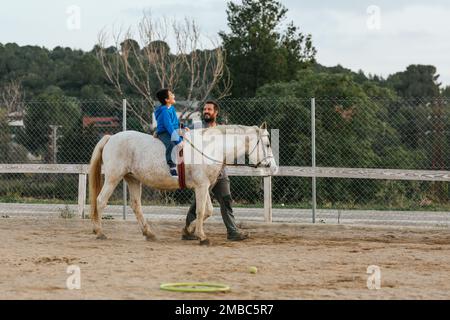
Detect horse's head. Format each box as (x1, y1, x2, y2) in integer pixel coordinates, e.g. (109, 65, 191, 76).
(248, 122, 278, 174)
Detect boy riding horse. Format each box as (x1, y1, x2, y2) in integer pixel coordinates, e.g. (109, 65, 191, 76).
(154, 89, 184, 177)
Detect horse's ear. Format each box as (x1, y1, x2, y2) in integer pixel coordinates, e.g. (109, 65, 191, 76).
(260, 122, 267, 130)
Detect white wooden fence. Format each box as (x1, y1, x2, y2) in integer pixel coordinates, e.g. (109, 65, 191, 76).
(1, 164, 450, 223)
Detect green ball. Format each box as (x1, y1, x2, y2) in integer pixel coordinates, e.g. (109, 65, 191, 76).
(249, 266, 258, 274)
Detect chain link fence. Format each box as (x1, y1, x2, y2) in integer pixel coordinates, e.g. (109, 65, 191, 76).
(1, 97, 449, 224)
(314, 97, 449, 214)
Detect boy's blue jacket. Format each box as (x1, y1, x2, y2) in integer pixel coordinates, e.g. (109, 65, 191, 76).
(154, 105, 182, 144)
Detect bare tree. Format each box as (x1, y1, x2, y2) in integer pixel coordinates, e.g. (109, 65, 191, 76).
(174, 18, 232, 119)
(96, 12, 231, 129)
(0, 79, 25, 116)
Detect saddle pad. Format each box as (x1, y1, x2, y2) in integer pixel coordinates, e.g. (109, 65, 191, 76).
(177, 148, 186, 189)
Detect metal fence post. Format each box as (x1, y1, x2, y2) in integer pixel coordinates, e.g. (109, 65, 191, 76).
(78, 173, 87, 219)
(122, 99, 127, 220)
(311, 97, 317, 224)
(263, 176, 273, 223)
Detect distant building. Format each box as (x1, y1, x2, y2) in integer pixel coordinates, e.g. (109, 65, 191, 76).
(82, 116, 121, 136)
(7, 111, 24, 140)
(6, 111, 41, 162)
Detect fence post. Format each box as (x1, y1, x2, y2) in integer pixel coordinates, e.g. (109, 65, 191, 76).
(78, 173, 87, 219)
(122, 99, 127, 220)
(263, 176, 273, 223)
(311, 97, 317, 224)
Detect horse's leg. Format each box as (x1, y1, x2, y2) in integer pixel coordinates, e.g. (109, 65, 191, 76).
(93, 175, 120, 239)
(194, 185, 210, 245)
(186, 218, 197, 235)
(186, 193, 213, 235)
(204, 193, 214, 221)
(182, 201, 198, 239)
(125, 176, 156, 241)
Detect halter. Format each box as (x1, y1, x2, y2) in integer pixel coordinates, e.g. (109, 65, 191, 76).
(183, 128, 274, 168)
(246, 130, 275, 168)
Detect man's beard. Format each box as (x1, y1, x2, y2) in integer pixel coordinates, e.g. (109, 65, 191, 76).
(203, 114, 215, 123)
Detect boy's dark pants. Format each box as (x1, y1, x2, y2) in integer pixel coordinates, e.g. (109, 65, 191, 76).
(157, 132, 176, 167)
(186, 177, 238, 235)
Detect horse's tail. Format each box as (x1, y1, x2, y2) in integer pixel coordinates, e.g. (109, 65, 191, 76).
(89, 135, 111, 222)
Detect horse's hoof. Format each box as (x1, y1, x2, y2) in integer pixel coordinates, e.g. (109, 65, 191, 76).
(199, 239, 210, 246)
(96, 234, 107, 240)
(145, 234, 157, 241)
(181, 227, 199, 240)
(182, 234, 199, 241)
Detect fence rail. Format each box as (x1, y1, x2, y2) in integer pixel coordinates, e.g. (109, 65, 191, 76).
(2, 164, 449, 223)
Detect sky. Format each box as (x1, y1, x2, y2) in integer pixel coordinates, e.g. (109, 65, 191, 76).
(1, 0, 449, 86)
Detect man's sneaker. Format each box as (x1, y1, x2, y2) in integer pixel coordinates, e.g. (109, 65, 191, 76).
(227, 231, 249, 241)
(170, 167, 178, 177)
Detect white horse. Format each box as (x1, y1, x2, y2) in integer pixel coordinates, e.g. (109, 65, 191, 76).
(88, 124, 278, 245)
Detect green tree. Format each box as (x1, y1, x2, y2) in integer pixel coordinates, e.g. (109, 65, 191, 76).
(58, 118, 99, 163)
(220, 0, 316, 97)
(253, 70, 429, 205)
(63, 54, 104, 94)
(0, 109, 11, 162)
(17, 93, 82, 160)
(442, 86, 450, 98)
(386, 65, 441, 98)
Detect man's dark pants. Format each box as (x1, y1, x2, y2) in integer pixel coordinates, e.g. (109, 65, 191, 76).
(157, 131, 176, 167)
(185, 177, 238, 235)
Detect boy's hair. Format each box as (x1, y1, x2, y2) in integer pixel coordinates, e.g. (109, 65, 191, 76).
(205, 100, 220, 113)
(156, 89, 170, 105)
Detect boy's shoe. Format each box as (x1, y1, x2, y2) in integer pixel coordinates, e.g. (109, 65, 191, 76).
(170, 167, 178, 177)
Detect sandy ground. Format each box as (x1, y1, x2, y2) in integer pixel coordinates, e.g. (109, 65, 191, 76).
(1, 217, 450, 299)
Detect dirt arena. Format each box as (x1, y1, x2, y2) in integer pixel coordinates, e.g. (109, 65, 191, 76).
(1, 216, 450, 299)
